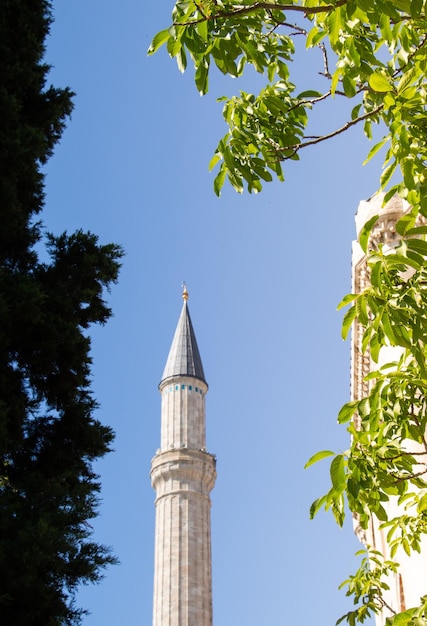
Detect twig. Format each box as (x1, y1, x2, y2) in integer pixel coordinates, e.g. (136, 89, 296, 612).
(390, 468, 427, 484)
(194, 0, 208, 19)
(173, 0, 349, 26)
(277, 105, 383, 158)
(319, 42, 331, 78)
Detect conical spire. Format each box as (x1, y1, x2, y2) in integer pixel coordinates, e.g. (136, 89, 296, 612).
(160, 285, 206, 385)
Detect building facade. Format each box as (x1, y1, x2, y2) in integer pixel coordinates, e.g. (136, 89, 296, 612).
(151, 286, 216, 626)
(351, 194, 427, 625)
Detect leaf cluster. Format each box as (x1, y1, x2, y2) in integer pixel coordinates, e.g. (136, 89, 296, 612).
(151, 0, 427, 198)
(308, 214, 427, 624)
(151, 1, 427, 623)
(338, 549, 427, 625)
(337, 549, 399, 626)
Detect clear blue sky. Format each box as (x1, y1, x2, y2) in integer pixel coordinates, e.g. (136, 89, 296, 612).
(43, 2, 380, 624)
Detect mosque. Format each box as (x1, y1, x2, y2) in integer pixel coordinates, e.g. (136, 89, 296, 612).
(149, 197, 427, 626)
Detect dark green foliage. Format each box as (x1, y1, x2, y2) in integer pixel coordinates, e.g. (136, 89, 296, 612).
(0, 1, 122, 623)
(0, 0, 73, 267)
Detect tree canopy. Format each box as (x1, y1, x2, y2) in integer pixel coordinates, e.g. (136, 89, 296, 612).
(1, 1, 122, 623)
(151, 2, 427, 625)
(149, 0, 427, 204)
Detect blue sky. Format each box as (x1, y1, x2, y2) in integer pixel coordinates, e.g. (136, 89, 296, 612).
(43, 2, 381, 624)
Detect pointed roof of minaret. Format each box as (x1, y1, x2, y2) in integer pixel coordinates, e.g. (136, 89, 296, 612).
(160, 284, 207, 386)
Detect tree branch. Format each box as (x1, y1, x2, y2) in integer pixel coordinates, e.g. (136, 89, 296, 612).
(194, 0, 208, 20)
(379, 449, 427, 461)
(173, 0, 348, 26)
(275, 105, 384, 159)
(390, 467, 427, 484)
(377, 595, 397, 615)
(412, 413, 427, 455)
(392, 34, 427, 79)
(319, 42, 332, 78)
(266, 17, 308, 35)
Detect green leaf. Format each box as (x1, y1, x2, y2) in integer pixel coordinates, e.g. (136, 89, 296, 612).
(409, 0, 423, 17)
(406, 238, 427, 257)
(330, 454, 346, 491)
(309, 494, 327, 519)
(147, 29, 171, 55)
(331, 68, 341, 96)
(351, 103, 362, 120)
(213, 163, 226, 197)
(375, 503, 388, 521)
(176, 47, 187, 73)
(342, 305, 357, 340)
(297, 90, 323, 99)
(363, 138, 388, 165)
(370, 260, 381, 287)
(396, 213, 416, 236)
(379, 13, 392, 42)
(227, 169, 243, 194)
(384, 93, 396, 110)
(393, 0, 411, 12)
(196, 19, 208, 42)
(381, 309, 397, 345)
(359, 214, 379, 254)
(369, 72, 393, 93)
(361, 325, 374, 352)
(338, 401, 359, 424)
(343, 75, 357, 98)
(327, 9, 342, 45)
(357, 397, 369, 417)
(405, 226, 427, 236)
(370, 331, 381, 362)
(381, 161, 397, 189)
(390, 609, 416, 626)
(402, 158, 415, 189)
(252, 166, 272, 182)
(249, 178, 262, 193)
(167, 31, 182, 57)
(356, 294, 368, 326)
(356, 0, 372, 12)
(208, 153, 221, 172)
(306, 27, 319, 49)
(397, 68, 417, 95)
(337, 293, 358, 311)
(304, 450, 335, 469)
(195, 61, 209, 95)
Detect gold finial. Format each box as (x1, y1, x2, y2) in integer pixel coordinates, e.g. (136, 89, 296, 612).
(182, 281, 189, 301)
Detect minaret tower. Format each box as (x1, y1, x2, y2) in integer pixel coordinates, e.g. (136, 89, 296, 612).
(151, 285, 216, 626)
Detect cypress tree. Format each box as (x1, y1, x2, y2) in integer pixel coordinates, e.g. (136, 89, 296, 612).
(0, 2, 122, 623)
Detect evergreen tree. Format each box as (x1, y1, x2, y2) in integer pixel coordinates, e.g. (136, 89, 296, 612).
(0, 2, 122, 623)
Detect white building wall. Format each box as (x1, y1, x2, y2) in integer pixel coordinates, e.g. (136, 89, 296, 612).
(352, 194, 427, 625)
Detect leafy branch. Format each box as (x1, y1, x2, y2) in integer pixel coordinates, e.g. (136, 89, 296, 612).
(275, 105, 384, 159)
(150, 3, 427, 620)
(337, 549, 399, 625)
(172, 0, 350, 26)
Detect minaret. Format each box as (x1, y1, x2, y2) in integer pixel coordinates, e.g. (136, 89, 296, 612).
(151, 285, 216, 626)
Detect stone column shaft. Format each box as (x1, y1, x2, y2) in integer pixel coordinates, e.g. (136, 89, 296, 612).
(151, 450, 216, 626)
